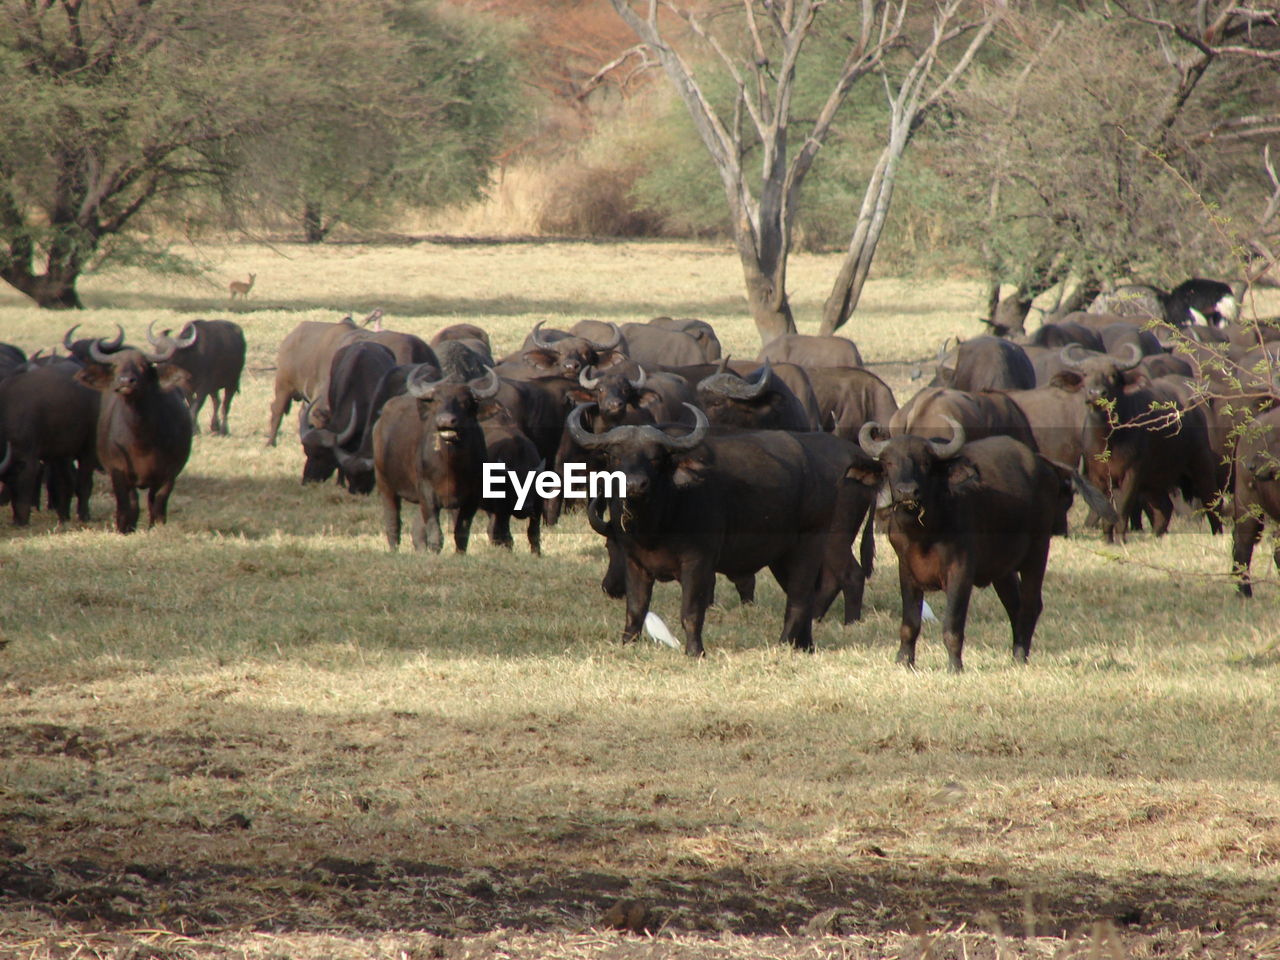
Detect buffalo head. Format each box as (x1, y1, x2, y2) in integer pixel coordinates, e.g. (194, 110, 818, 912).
(854, 416, 971, 514)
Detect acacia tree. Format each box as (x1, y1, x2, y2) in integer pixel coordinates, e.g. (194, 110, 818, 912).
(605, 0, 1001, 343)
(239, 1, 525, 243)
(947, 2, 1280, 333)
(0, 0, 524, 307)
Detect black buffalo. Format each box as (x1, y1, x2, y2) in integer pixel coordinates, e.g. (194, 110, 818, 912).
(75, 331, 196, 533)
(1231, 405, 1280, 597)
(0, 359, 100, 524)
(854, 419, 1074, 672)
(572, 404, 873, 655)
(158, 319, 245, 435)
(932, 336, 1036, 392)
(372, 369, 501, 553)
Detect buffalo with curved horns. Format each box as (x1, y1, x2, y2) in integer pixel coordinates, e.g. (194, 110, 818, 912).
(852, 417, 1074, 672)
(74, 326, 197, 533)
(573, 402, 876, 654)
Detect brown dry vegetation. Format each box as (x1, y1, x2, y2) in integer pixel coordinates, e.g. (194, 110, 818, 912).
(1, 242, 1280, 960)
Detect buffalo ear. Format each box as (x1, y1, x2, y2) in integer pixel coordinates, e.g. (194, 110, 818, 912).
(672, 456, 709, 488)
(946, 457, 981, 491)
(73, 363, 113, 392)
(636, 389, 662, 410)
(522, 348, 559, 370)
(846, 452, 883, 487)
(596, 350, 627, 370)
(1049, 371, 1084, 392)
(157, 363, 192, 394)
(565, 388, 594, 407)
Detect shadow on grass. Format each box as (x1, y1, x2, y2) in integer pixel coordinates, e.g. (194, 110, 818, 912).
(0, 702, 1271, 940)
(79, 294, 757, 321)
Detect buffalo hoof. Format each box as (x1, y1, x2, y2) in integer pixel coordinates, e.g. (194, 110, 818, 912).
(1013, 646, 1029, 663)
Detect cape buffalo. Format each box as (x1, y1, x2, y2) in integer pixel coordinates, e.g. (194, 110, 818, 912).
(853, 418, 1074, 672)
(372, 368, 501, 553)
(0, 359, 100, 524)
(758, 333, 864, 370)
(1231, 405, 1280, 597)
(572, 404, 873, 655)
(75, 329, 196, 533)
(158, 319, 245, 435)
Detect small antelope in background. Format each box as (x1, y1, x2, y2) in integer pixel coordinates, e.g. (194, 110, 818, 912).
(228, 273, 256, 301)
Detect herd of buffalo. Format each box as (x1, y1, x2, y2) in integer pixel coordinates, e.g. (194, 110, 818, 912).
(1, 275, 1278, 670)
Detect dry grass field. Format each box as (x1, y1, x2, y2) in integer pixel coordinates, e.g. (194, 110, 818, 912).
(1, 241, 1279, 960)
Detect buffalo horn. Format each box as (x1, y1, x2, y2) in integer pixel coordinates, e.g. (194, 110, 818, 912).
(698, 359, 770, 400)
(579, 366, 601, 390)
(172, 322, 198, 349)
(405, 364, 441, 398)
(102, 324, 125, 351)
(1060, 343, 1088, 368)
(629, 367, 647, 390)
(858, 421, 890, 458)
(657, 403, 708, 450)
(88, 338, 117, 364)
(927, 415, 966, 459)
(1115, 342, 1143, 371)
(529, 320, 556, 349)
(586, 496, 611, 536)
(566, 403, 626, 450)
(62, 324, 80, 350)
(334, 406, 360, 446)
(590, 321, 622, 352)
(468, 368, 501, 400)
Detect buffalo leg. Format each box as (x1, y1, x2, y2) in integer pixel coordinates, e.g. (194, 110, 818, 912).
(218, 388, 238, 436)
(896, 564, 924, 668)
(421, 496, 444, 553)
(941, 569, 975, 673)
(1147, 491, 1174, 538)
(265, 389, 293, 447)
(526, 511, 542, 556)
(410, 509, 427, 552)
(992, 573, 1023, 656)
(74, 456, 94, 522)
(379, 485, 402, 551)
(453, 505, 477, 553)
(621, 556, 655, 646)
(732, 575, 756, 604)
(1111, 471, 1141, 545)
(111, 470, 140, 534)
(601, 537, 626, 597)
(189, 392, 206, 436)
(47, 458, 74, 523)
(1012, 545, 1049, 663)
(772, 540, 824, 652)
(1232, 514, 1263, 598)
(487, 510, 514, 550)
(678, 562, 715, 657)
(148, 479, 176, 527)
(10, 456, 40, 526)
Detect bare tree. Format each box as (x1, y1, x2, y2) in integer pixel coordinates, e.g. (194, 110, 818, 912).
(606, 0, 1001, 344)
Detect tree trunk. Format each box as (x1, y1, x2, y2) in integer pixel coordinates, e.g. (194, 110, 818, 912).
(743, 265, 795, 344)
(0, 266, 84, 309)
(303, 201, 328, 243)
